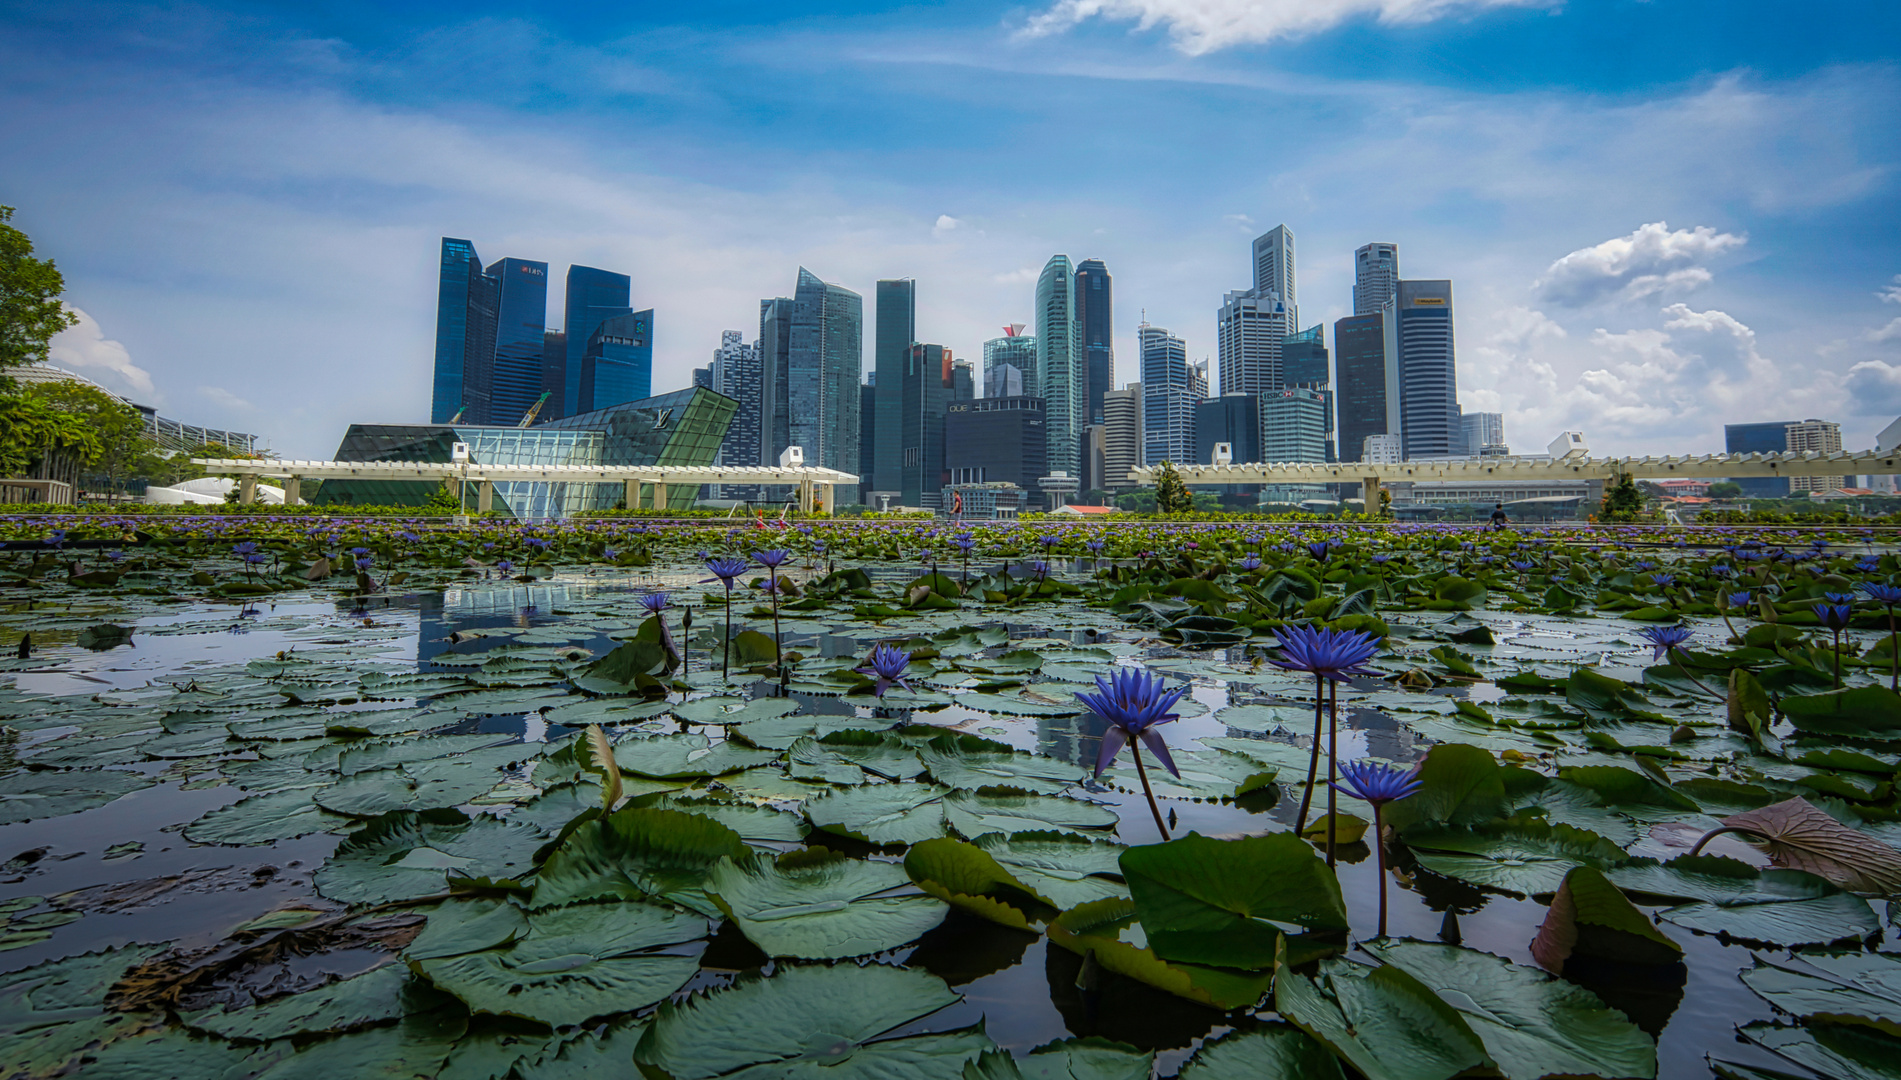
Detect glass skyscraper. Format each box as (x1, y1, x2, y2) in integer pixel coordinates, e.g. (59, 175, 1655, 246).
(873, 280, 915, 499)
(1334, 313, 1395, 462)
(1035, 256, 1081, 477)
(1726, 420, 1799, 497)
(1140, 323, 1202, 466)
(758, 297, 794, 467)
(1252, 225, 1298, 317)
(1075, 260, 1113, 425)
(787, 268, 863, 499)
(556, 266, 635, 420)
(1394, 280, 1460, 459)
(983, 331, 1036, 398)
(486, 257, 551, 427)
(432, 238, 499, 424)
(1354, 243, 1399, 316)
(578, 309, 653, 413)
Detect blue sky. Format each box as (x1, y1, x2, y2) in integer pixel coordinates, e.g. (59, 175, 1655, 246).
(3, 0, 1897, 457)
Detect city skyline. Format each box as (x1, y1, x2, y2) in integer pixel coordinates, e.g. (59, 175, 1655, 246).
(5, 2, 1896, 459)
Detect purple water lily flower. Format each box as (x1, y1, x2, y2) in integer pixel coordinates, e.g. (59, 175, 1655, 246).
(1861, 583, 1901, 604)
(702, 556, 748, 587)
(1814, 604, 1853, 631)
(1238, 555, 1262, 571)
(639, 591, 670, 613)
(1267, 625, 1383, 682)
(1332, 759, 1425, 806)
(854, 644, 913, 698)
(1075, 666, 1187, 782)
(1638, 624, 1693, 661)
(754, 549, 789, 570)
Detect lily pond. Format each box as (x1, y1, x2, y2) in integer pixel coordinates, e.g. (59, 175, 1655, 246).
(6, 515, 1901, 1080)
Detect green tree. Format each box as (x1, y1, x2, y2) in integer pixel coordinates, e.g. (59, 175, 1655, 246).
(1707, 481, 1743, 499)
(17, 380, 148, 495)
(1115, 489, 1158, 513)
(0, 206, 79, 384)
(1601, 473, 1646, 522)
(1153, 461, 1194, 515)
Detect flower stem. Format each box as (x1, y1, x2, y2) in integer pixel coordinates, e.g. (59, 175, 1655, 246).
(1294, 673, 1324, 833)
(1326, 679, 1339, 869)
(722, 588, 732, 680)
(1374, 802, 1388, 938)
(1129, 741, 1171, 842)
(1889, 607, 1897, 693)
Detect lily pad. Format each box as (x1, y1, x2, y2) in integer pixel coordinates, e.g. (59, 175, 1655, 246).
(532, 806, 749, 914)
(315, 810, 542, 905)
(970, 831, 1129, 911)
(1045, 897, 1271, 1010)
(634, 963, 992, 1080)
(414, 902, 706, 1027)
(917, 733, 1083, 795)
(708, 848, 947, 958)
(181, 963, 444, 1041)
(806, 783, 951, 846)
(0, 769, 152, 826)
(185, 789, 354, 845)
(1364, 940, 1658, 1080)
(612, 732, 777, 779)
(1530, 865, 1682, 971)
(1273, 950, 1492, 1080)
(1741, 951, 1901, 1037)
(1119, 832, 1349, 970)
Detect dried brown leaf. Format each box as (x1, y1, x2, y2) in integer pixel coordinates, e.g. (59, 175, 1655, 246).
(1716, 796, 1901, 896)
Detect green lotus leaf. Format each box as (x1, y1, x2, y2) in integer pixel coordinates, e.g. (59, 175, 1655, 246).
(610, 731, 777, 779)
(964, 1036, 1155, 1080)
(185, 788, 354, 845)
(1382, 743, 1508, 833)
(181, 963, 449, 1041)
(634, 792, 807, 843)
(1735, 1021, 1901, 1080)
(405, 897, 530, 961)
(1274, 948, 1492, 1080)
(904, 837, 1054, 930)
(1404, 819, 1628, 897)
(970, 831, 1129, 911)
(672, 696, 802, 725)
(634, 963, 990, 1080)
(1781, 687, 1901, 738)
(1529, 865, 1682, 971)
(0, 768, 152, 826)
(708, 848, 947, 958)
(1364, 939, 1657, 1080)
(1119, 832, 1348, 970)
(1174, 1025, 1346, 1080)
(806, 783, 951, 846)
(314, 810, 542, 905)
(1741, 951, 1901, 1037)
(316, 746, 529, 817)
(1659, 892, 1879, 947)
(945, 790, 1118, 839)
(414, 902, 705, 1027)
(1047, 897, 1270, 1010)
(532, 805, 748, 914)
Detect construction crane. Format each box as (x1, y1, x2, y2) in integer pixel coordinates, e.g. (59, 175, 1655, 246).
(518, 392, 551, 428)
(448, 407, 465, 423)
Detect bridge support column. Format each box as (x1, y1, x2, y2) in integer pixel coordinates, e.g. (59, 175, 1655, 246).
(239, 475, 257, 505)
(477, 481, 493, 514)
(624, 479, 638, 509)
(652, 480, 667, 511)
(1362, 476, 1380, 513)
(818, 483, 834, 515)
(283, 477, 300, 506)
(798, 479, 813, 515)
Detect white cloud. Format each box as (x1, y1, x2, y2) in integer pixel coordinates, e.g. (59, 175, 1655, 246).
(198, 386, 256, 411)
(1844, 360, 1901, 417)
(993, 266, 1039, 284)
(1222, 213, 1255, 234)
(1016, 0, 1547, 55)
(1880, 275, 1901, 304)
(1534, 222, 1746, 307)
(46, 306, 156, 399)
(932, 214, 961, 237)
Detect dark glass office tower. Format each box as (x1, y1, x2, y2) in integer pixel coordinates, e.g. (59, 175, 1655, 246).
(1283, 325, 1328, 388)
(432, 238, 499, 424)
(561, 266, 634, 420)
(859, 374, 878, 500)
(1726, 421, 1798, 497)
(1334, 313, 1391, 462)
(486, 257, 551, 427)
(579, 310, 653, 413)
(759, 297, 794, 464)
(540, 331, 566, 408)
(900, 344, 965, 508)
(873, 280, 915, 499)
(1075, 260, 1112, 425)
(946, 397, 1046, 491)
(1395, 280, 1459, 459)
(788, 268, 863, 498)
(1196, 394, 1261, 468)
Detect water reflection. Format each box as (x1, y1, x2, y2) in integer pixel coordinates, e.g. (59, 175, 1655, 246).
(1043, 940, 1225, 1051)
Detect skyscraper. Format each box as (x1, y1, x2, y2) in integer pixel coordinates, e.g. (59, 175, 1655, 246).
(578, 310, 653, 414)
(487, 257, 552, 426)
(1075, 260, 1113, 425)
(1252, 225, 1297, 314)
(1140, 323, 1200, 466)
(1724, 421, 1798, 498)
(983, 329, 1036, 397)
(1353, 243, 1400, 316)
(1035, 257, 1082, 476)
(1334, 313, 1398, 463)
(899, 344, 966, 507)
(759, 297, 794, 466)
(1261, 388, 1330, 463)
(1460, 411, 1505, 456)
(859, 374, 877, 501)
(1103, 384, 1142, 489)
(873, 280, 915, 500)
(1393, 280, 1459, 459)
(1785, 419, 1852, 493)
(560, 266, 634, 420)
(1282, 326, 1328, 388)
(985, 363, 1024, 399)
(1196, 394, 1260, 469)
(711, 330, 763, 477)
(540, 330, 567, 411)
(787, 268, 863, 496)
(1217, 290, 1293, 396)
(431, 238, 504, 424)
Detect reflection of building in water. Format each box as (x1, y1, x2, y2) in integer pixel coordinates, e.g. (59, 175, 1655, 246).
(1037, 710, 1105, 769)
